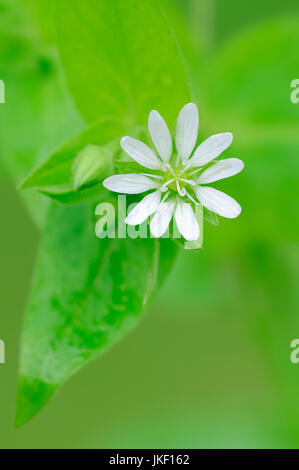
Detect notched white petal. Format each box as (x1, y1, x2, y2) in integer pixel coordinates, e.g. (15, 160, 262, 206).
(121, 136, 162, 170)
(190, 132, 233, 167)
(150, 200, 175, 238)
(103, 174, 158, 194)
(175, 201, 199, 242)
(198, 158, 244, 184)
(175, 103, 199, 161)
(148, 110, 172, 162)
(125, 190, 161, 225)
(195, 186, 241, 219)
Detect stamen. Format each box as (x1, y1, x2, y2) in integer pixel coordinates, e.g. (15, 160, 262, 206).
(178, 161, 192, 175)
(176, 180, 185, 197)
(179, 177, 196, 186)
(165, 163, 175, 177)
(161, 191, 170, 203)
(185, 190, 199, 205)
(189, 168, 202, 176)
(141, 173, 163, 180)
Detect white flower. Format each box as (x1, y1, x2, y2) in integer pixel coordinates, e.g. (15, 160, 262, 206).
(103, 103, 244, 241)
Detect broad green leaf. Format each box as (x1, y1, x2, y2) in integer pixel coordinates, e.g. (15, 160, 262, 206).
(16, 201, 177, 426)
(20, 122, 155, 205)
(27, 0, 56, 44)
(55, 0, 190, 127)
(20, 119, 124, 203)
(37, 183, 103, 205)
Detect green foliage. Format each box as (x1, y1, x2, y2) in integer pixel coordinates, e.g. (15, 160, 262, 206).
(200, 18, 299, 133)
(15, 0, 190, 425)
(2, 0, 299, 449)
(55, 0, 190, 127)
(72, 145, 113, 191)
(20, 119, 124, 203)
(0, 0, 83, 225)
(197, 17, 299, 246)
(189, 16, 299, 430)
(15, 201, 177, 426)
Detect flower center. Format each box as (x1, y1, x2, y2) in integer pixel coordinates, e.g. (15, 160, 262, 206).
(160, 162, 198, 203)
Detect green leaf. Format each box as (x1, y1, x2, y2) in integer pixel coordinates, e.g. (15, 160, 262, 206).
(20, 119, 125, 203)
(55, 0, 190, 127)
(16, 201, 177, 426)
(20, 123, 164, 204)
(37, 183, 103, 205)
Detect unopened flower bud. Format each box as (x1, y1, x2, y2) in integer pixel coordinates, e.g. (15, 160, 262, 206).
(72, 144, 112, 190)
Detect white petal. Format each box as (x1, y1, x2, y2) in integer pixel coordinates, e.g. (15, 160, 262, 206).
(120, 136, 162, 170)
(198, 158, 244, 184)
(150, 200, 175, 238)
(103, 174, 158, 194)
(195, 186, 241, 219)
(175, 103, 199, 160)
(125, 190, 161, 225)
(175, 201, 199, 241)
(190, 133, 233, 167)
(148, 110, 172, 162)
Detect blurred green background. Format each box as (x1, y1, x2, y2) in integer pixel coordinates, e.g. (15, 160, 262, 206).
(1, 0, 299, 448)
